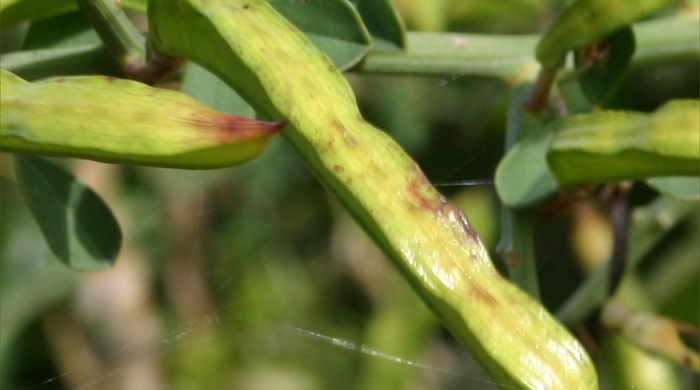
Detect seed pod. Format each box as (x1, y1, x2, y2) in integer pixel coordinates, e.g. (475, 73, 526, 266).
(602, 300, 700, 371)
(0, 70, 284, 168)
(149, 0, 599, 388)
(547, 100, 700, 186)
(536, 0, 680, 67)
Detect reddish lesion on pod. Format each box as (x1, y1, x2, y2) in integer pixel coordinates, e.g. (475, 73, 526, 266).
(406, 164, 483, 244)
(187, 111, 285, 143)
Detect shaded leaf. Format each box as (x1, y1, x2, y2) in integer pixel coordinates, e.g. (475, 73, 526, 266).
(0, 0, 146, 29)
(496, 120, 560, 209)
(647, 177, 700, 201)
(576, 26, 635, 106)
(268, 0, 372, 70)
(182, 62, 255, 117)
(14, 155, 122, 271)
(350, 0, 405, 51)
(22, 11, 100, 50)
(6, 11, 119, 79)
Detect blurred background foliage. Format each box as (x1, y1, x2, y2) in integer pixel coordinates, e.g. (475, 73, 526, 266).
(1, 0, 698, 389)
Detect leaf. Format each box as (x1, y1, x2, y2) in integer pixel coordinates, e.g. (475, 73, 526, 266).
(267, 0, 372, 70)
(0, 44, 116, 81)
(647, 177, 700, 201)
(0, 0, 75, 29)
(0, 0, 147, 29)
(349, 0, 406, 52)
(181, 62, 255, 117)
(576, 26, 636, 106)
(14, 155, 122, 271)
(21, 11, 100, 50)
(496, 120, 560, 209)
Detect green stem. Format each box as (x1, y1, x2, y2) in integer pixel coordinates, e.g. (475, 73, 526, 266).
(495, 80, 543, 299)
(3, 16, 697, 82)
(75, 0, 145, 66)
(355, 32, 539, 80)
(74, 0, 182, 83)
(497, 210, 540, 299)
(355, 16, 699, 80)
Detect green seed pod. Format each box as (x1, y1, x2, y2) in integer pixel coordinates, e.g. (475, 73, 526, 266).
(547, 100, 700, 186)
(149, 0, 599, 388)
(536, 0, 681, 67)
(0, 70, 284, 168)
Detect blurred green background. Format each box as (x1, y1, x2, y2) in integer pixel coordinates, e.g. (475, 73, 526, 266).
(1, 1, 698, 389)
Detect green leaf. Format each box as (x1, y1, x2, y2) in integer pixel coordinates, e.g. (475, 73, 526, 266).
(4, 11, 119, 79)
(496, 120, 560, 209)
(547, 100, 700, 186)
(647, 177, 700, 201)
(0, 44, 116, 80)
(181, 62, 255, 117)
(0, 0, 75, 29)
(0, 0, 147, 29)
(267, 0, 372, 70)
(350, 0, 406, 51)
(576, 26, 636, 106)
(22, 11, 100, 50)
(14, 155, 122, 271)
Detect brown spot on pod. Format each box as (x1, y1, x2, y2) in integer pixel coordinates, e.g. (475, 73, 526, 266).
(190, 112, 284, 143)
(470, 284, 498, 305)
(331, 120, 356, 147)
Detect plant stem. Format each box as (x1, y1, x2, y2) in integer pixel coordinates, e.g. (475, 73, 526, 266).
(74, 0, 182, 83)
(3, 16, 696, 83)
(355, 32, 539, 80)
(356, 16, 699, 81)
(75, 0, 145, 66)
(496, 80, 543, 299)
